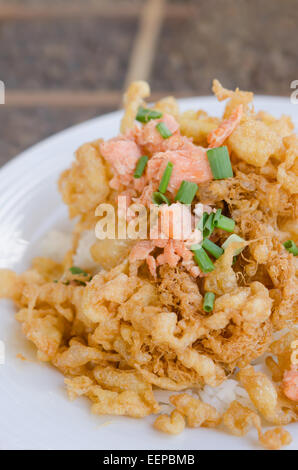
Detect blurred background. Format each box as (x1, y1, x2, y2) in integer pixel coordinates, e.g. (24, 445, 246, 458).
(0, 0, 297, 166)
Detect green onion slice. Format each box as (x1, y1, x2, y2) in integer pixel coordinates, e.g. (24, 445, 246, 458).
(69, 266, 88, 276)
(191, 246, 215, 273)
(134, 155, 148, 178)
(283, 240, 298, 256)
(203, 213, 215, 238)
(197, 212, 209, 232)
(203, 292, 215, 312)
(159, 162, 174, 193)
(207, 146, 233, 180)
(214, 214, 235, 232)
(152, 191, 170, 205)
(175, 180, 198, 204)
(156, 122, 173, 139)
(222, 234, 245, 255)
(213, 208, 222, 226)
(202, 238, 224, 259)
(136, 106, 162, 123)
(190, 243, 202, 251)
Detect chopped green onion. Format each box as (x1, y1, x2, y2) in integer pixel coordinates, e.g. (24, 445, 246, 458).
(190, 243, 202, 251)
(283, 240, 298, 256)
(152, 191, 170, 205)
(63, 280, 70, 285)
(159, 162, 174, 193)
(156, 122, 173, 139)
(207, 146, 233, 179)
(175, 180, 198, 204)
(213, 208, 222, 226)
(136, 106, 162, 123)
(191, 246, 215, 273)
(202, 238, 224, 259)
(214, 214, 235, 232)
(134, 155, 148, 178)
(53, 280, 58, 283)
(197, 212, 209, 232)
(222, 234, 245, 255)
(203, 213, 215, 238)
(203, 292, 215, 312)
(69, 266, 88, 276)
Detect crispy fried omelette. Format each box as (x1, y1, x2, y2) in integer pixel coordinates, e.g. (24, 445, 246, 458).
(0, 80, 297, 449)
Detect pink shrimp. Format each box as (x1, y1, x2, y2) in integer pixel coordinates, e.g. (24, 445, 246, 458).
(146, 146, 212, 194)
(156, 239, 180, 268)
(135, 181, 155, 207)
(129, 236, 201, 278)
(129, 240, 157, 277)
(100, 136, 141, 189)
(133, 174, 147, 193)
(172, 240, 193, 261)
(146, 255, 157, 278)
(282, 366, 298, 402)
(129, 240, 154, 263)
(156, 239, 200, 277)
(207, 104, 243, 148)
(135, 113, 180, 154)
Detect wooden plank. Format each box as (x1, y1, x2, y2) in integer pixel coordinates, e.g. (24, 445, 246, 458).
(3, 89, 193, 107)
(4, 90, 122, 107)
(0, 3, 141, 19)
(0, 2, 195, 20)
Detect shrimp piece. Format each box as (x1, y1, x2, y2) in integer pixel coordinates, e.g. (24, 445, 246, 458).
(129, 240, 158, 277)
(173, 240, 202, 277)
(146, 255, 157, 278)
(129, 240, 154, 263)
(163, 134, 198, 152)
(146, 147, 212, 194)
(136, 113, 180, 154)
(282, 366, 298, 402)
(156, 239, 197, 274)
(173, 240, 193, 261)
(135, 181, 155, 207)
(100, 136, 141, 189)
(207, 104, 243, 148)
(157, 239, 180, 268)
(133, 174, 147, 193)
(130, 238, 199, 278)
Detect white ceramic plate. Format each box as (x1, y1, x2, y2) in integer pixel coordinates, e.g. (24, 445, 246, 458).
(0, 96, 297, 450)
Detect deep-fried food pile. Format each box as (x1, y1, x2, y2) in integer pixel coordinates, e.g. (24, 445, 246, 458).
(0, 80, 297, 449)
